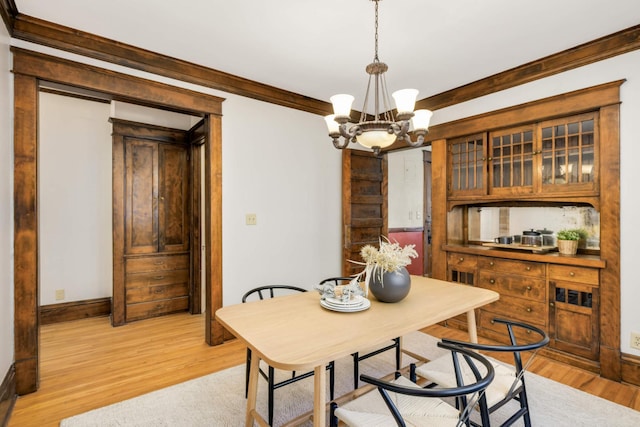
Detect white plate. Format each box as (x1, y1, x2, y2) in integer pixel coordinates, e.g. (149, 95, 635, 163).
(323, 295, 365, 307)
(320, 298, 370, 313)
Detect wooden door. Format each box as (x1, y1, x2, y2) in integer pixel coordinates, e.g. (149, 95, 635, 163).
(342, 150, 388, 276)
(125, 139, 159, 254)
(158, 143, 190, 253)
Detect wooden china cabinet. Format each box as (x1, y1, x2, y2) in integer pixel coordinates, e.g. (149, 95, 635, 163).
(112, 119, 193, 325)
(431, 81, 622, 380)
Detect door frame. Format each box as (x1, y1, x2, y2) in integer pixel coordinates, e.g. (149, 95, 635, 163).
(12, 47, 225, 394)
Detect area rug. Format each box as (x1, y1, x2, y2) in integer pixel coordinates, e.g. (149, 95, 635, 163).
(61, 331, 640, 426)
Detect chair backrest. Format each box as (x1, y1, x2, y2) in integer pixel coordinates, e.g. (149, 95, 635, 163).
(442, 318, 549, 375)
(318, 277, 352, 287)
(360, 341, 495, 426)
(241, 285, 307, 303)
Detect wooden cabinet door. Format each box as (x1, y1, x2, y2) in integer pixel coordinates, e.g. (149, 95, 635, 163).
(488, 125, 537, 196)
(125, 139, 159, 254)
(342, 150, 387, 276)
(448, 134, 487, 197)
(158, 143, 190, 253)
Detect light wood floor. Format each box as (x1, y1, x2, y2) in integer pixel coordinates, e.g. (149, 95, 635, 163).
(8, 312, 640, 426)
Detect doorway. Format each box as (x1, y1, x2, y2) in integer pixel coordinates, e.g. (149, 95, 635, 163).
(12, 47, 224, 394)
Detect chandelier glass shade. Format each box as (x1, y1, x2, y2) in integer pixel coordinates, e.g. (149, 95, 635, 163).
(324, 0, 433, 155)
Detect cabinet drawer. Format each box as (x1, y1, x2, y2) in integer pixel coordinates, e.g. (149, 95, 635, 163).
(478, 271, 545, 301)
(126, 296, 189, 322)
(126, 269, 189, 288)
(548, 265, 599, 286)
(482, 294, 546, 327)
(126, 277, 189, 304)
(126, 254, 189, 273)
(447, 253, 477, 269)
(478, 257, 544, 277)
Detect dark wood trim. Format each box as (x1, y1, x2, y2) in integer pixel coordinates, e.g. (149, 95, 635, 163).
(415, 24, 640, 112)
(188, 120, 205, 315)
(11, 14, 332, 116)
(39, 86, 111, 104)
(13, 73, 39, 395)
(621, 353, 640, 388)
(11, 47, 224, 116)
(430, 139, 448, 280)
(388, 80, 625, 153)
(598, 103, 622, 380)
(0, 0, 17, 34)
(12, 48, 224, 395)
(40, 298, 111, 325)
(0, 364, 16, 427)
(7, 12, 639, 118)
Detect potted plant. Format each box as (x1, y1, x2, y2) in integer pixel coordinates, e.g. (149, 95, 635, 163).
(556, 229, 580, 255)
(352, 237, 418, 302)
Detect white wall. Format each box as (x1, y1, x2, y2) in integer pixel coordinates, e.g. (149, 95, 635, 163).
(21, 41, 343, 311)
(432, 50, 640, 356)
(388, 148, 424, 228)
(39, 93, 113, 304)
(0, 18, 14, 380)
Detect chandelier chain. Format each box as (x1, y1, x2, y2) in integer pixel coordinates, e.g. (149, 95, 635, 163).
(373, 0, 379, 61)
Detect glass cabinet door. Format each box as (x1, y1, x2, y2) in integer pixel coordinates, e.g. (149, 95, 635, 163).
(540, 113, 598, 193)
(448, 134, 486, 196)
(488, 126, 535, 195)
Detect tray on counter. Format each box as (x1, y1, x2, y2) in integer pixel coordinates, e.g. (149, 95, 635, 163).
(482, 242, 557, 254)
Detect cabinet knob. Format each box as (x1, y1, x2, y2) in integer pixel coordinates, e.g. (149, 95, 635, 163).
(489, 279, 495, 284)
(489, 261, 494, 266)
(490, 320, 495, 325)
(570, 271, 575, 277)
(526, 307, 532, 312)
(459, 257, 464, 262)
(526, 286, 532, 291)
(526, 330, 532, 334)
(526, 266, 531, 271)
(550, 302, 555, 307)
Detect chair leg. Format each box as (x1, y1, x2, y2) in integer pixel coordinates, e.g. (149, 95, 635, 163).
(268, 366, 275, 426)
(394, 337, 401, 370)
(329, 361, 335, 400)
(245, 348, 251, 398)
(352, 353, 360, 389)
(329, 402, 339, 427)
(519, 388, 532, 427)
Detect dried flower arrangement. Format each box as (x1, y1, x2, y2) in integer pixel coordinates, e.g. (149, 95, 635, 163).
(352, 237, 418, 295)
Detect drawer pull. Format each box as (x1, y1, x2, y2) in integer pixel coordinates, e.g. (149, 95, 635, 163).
(489, 279, 495, 285)
(550, 302, 555, 307)
(526, 307, 532, 312)
(489, 261, 494, 266)
(490, 320, 495, 325)
(459, 257, 464, 262)
(526, 330, 532, 334)
(153, 276, 165, 280)
(526, 286, 532, 291)
(525, 266, 531, 271)
(570, 271, 575, 277)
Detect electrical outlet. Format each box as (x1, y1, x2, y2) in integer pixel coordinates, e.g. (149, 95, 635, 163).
(245, 213, 257, 226)
(631, 332, 640, 350)
(55, 289, 65, 301)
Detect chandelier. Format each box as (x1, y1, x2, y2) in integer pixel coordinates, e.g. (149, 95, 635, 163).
(324, 0, 433, 156)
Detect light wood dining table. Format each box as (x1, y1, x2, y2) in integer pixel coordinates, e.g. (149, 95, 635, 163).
(215, 275, 499, 427)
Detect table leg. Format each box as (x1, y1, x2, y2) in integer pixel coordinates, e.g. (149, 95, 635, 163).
(246, 352, 260, 427)
(466, 309, 479, 343)
(313, 365, 326, 427)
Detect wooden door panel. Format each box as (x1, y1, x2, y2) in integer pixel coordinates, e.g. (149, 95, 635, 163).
(125, 139, 158, 254)
(342, 150, 387, 276)
(159, 144, 190, 252)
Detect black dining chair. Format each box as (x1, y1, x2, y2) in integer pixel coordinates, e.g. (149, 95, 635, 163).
(411, 318, 549, 427)
(330, 341, 495, 427)
(318, 277, 402, 389)
(241, 285, 335, 426)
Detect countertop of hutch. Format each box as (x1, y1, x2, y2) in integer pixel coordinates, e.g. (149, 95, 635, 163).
(443, 244, 605, 268)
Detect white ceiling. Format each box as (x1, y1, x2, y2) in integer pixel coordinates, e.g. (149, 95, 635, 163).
(15, 0, 640, 107)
